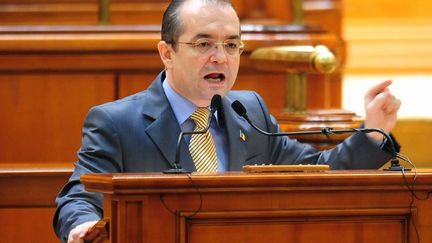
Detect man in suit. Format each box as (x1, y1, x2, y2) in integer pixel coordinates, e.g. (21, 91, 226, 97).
(54, 0, 401, 242)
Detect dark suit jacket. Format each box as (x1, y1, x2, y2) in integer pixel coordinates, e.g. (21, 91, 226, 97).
(54, 71, 392, 241)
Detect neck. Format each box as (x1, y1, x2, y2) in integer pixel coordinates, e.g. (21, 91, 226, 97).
(165, 71, 212, 108)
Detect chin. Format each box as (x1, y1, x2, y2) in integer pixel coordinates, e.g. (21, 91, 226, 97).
(210, 89, 229, 98)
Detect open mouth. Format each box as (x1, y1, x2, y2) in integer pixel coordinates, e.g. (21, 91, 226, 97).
(204, 73, 225, 82)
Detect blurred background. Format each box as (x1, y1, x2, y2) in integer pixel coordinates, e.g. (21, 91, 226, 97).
(343, 0, 432, 168)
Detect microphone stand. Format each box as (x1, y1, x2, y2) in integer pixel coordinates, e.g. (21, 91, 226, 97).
(163, 129, 208, 174)
(232, 100, 407, 172)
(163, 95, 222, 174)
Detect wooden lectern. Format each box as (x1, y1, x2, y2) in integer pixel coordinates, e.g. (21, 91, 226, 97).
(81, 170, 432, 243)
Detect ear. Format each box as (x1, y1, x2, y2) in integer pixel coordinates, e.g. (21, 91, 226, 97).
(157, 41, 174, 69)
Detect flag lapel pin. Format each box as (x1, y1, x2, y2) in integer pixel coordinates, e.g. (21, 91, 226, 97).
(239, 130, 246, 141)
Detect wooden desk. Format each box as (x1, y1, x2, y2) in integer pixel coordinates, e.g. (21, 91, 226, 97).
(82, 170, 432, 243)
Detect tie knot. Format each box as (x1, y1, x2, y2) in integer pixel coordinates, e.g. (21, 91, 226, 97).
(191, 107, 210, 129)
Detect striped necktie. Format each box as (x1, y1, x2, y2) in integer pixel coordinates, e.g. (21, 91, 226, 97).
(189, 108, 218, 172)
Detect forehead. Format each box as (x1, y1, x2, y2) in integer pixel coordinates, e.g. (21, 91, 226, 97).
(179, 1, 240, 40)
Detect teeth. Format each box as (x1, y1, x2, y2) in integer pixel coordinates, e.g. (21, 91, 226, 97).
(205, 77, 222, 82)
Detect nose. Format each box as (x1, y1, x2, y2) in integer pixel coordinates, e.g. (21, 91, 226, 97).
(209, 44, 228, 63)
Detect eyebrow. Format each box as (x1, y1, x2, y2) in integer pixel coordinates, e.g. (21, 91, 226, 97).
(192, 33, 240, 40)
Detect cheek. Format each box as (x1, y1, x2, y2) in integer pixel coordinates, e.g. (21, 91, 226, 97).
(192, 57, 211, 78)
(229, 58, 240, 77)
(182, 54, 202, 68)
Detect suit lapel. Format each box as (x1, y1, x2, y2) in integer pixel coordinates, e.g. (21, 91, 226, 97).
(142, 72, 195, 171)
(145, 111, 195, 171)
(221, 97, 250, 171)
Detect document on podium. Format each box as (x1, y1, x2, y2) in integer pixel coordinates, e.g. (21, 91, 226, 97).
(243, 164, 330, 173)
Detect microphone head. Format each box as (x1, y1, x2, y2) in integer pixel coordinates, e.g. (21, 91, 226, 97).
(210, 94, 222, 112)
(231, 100, 247, 117)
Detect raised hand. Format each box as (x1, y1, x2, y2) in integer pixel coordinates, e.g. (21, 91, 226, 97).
(363, 80, 401, 141)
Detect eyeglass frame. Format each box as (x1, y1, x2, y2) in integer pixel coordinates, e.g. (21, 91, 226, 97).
(170, 38, 245, 55)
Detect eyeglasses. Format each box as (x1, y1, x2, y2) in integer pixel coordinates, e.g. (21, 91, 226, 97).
(176, 38, 245, 55)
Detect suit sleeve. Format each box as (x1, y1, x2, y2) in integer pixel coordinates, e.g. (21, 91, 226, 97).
(53, 106, 124, 242)
(250, 92, 393, 169)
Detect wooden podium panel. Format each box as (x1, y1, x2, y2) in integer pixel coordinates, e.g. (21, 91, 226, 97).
(0, 163, 73, 242)
(81, 170, 432, 243)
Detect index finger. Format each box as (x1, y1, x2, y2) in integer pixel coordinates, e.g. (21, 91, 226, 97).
(365, 80, 393, 100)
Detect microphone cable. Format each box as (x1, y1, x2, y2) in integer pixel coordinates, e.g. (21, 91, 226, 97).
(159, 173, 204, 218)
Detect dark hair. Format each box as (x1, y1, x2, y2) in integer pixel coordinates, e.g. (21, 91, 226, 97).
(161, 0, 235, 50)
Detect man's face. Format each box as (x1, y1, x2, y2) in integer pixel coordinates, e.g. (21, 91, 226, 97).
(164, 1, 241, 107)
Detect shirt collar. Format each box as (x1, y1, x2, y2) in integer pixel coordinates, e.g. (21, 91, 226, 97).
(162, 78, 196, 125)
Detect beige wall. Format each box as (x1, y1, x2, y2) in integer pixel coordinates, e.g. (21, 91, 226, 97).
(344, 0, 432, 74)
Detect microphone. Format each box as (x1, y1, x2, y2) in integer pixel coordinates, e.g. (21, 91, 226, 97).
(163, 94, 222, 174)
(231, 100, 406, 171)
